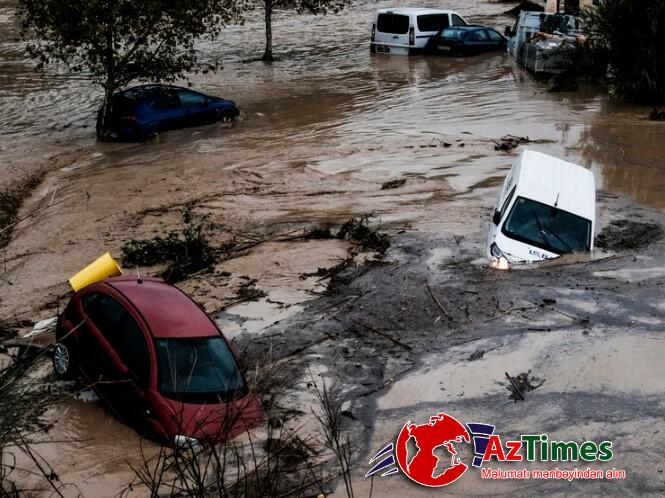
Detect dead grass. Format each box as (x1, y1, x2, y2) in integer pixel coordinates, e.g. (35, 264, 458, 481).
(0, 345, 70, 496)
(337, 214, 390, 254)
(0, 174, 42, 249)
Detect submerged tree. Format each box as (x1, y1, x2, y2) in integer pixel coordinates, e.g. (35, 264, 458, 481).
(256, 0, 350, 62)
(17, 0, 242, 139)
(580, 0, 665, 105)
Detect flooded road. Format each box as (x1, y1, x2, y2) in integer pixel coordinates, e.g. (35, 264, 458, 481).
(1, 0, 665, 209)
(1, 0, 665, 495)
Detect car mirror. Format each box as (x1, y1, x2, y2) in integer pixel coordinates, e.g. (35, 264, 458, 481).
(492, 210, 502, 225)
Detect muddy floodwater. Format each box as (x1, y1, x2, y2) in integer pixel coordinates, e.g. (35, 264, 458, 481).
(1, 0, 665, 495)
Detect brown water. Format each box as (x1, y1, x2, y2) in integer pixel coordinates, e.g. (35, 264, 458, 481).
(2, 0, 664, 209)
(1, 0, 665, 495)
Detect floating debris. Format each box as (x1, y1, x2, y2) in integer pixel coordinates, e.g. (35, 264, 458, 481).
(381, 178, 407, 190)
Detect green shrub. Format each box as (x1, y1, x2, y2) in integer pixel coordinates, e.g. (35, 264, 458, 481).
(581, 0, 665, 104)
(121, 205, 215, 282)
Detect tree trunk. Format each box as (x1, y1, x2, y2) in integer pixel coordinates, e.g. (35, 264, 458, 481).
(262, 0, 274, 62)
(97, 19, 116, 141)
(97, 86, 115, 141)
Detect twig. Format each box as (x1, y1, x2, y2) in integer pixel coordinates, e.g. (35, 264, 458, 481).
(358, 364, 416, 398)
(352, 320, 412, 351)
(485, 305, 539, 323)
(505, 372, 525, 401)
(454, 336, 482, 345)
(0, 192, 78, 236)
(425, 279, 452, 320)
(389, 261, 408, 272)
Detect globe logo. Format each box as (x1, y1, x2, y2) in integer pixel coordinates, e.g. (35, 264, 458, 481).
(395, 412, 471, 487)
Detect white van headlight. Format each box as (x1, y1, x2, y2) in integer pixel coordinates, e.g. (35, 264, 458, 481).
(489, 244, 510, 270)
(174, 434, 202, 451)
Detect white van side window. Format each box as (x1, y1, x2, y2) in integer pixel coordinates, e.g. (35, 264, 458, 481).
(451, 14, 466, 26)
(417, 14, 449, 32)
(377, 13, 410, 34)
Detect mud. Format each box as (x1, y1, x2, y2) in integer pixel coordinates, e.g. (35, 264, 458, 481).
(245, 195, 665, 496)
(596, 219, 664, 251)
(1, 0, 665, 494)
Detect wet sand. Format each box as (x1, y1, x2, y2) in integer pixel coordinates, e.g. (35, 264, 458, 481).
(1, 0, 665, 495)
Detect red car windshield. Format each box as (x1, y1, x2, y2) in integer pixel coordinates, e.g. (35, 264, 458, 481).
(155, 337, 247, 403)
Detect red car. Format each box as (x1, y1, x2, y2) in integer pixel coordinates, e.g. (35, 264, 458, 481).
(52, 276, 262, 447)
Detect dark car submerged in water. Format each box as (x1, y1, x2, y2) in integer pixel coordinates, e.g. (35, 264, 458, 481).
(53, 276, 262, 447)
(426, 25, 507, 56)
(98, 84, 240, 141)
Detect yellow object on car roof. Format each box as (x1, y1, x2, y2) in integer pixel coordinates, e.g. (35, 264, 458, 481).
(69, 252, 123, 291)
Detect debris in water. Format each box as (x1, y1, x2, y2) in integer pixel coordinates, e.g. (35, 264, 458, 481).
(381, 178, 407, 190)
(337, 214, 390, 254)
(304, 227, 334, 240)
(301, 258, 353, 282)
(494, 135, 530, 152)
(492, 135, 554, 152)
(236, 278, 267, 302)
(21, 316, 58, 339)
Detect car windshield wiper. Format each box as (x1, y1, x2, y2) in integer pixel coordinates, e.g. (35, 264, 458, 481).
(540, 224, 574, 253)
(531, 210, 558, 253)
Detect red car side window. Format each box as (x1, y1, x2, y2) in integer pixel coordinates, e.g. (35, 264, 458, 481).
(83, 293, 151, 387)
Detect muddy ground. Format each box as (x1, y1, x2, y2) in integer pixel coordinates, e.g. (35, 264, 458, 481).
(238, 193, 665, 496)
(1, 0, 665, 495)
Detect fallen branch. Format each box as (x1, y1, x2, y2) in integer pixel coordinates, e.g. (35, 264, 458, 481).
(352, 320, 412, 351)
(425, 279, 452, 320)
(505, 372, 525, 401)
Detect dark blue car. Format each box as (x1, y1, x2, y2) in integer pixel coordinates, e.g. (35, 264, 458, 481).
(426, 25, 507, 56)
(100, 84, 240, 141)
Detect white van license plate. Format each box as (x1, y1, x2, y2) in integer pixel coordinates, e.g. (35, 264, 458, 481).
(376, 45, 390, 53)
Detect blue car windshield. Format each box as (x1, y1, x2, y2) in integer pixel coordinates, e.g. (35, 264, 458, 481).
(441, 27, 467, 39)
(155, 337, 247, 403)
(502, 197, 592, 254)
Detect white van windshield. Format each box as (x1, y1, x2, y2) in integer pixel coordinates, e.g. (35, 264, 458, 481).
(502, 197, 591, 254)
(377, 13, 409, 34)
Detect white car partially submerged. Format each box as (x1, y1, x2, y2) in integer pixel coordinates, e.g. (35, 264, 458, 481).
(370, 8, 468, 55)
(487, 150, 595, 269)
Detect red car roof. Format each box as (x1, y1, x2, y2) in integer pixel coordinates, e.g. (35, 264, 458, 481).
(104, 276, 219, 339)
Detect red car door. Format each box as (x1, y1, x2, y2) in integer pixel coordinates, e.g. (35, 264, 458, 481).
(78, 292, 151, 424)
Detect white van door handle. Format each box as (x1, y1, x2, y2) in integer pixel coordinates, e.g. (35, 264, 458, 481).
(392, 35, 398, 39)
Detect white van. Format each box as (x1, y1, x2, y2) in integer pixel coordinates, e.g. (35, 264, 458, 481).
(370, 8, 468, 55)
(487, 150, 595, 268)
(505, 11, 584, 62)
(505, 11, 545, 60)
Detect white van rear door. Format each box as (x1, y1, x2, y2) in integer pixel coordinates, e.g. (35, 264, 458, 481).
(374, 12, 410, 48)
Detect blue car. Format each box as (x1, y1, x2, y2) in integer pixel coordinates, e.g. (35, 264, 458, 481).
(99, 84, 240, 141)
(426, 25, 507, 56)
